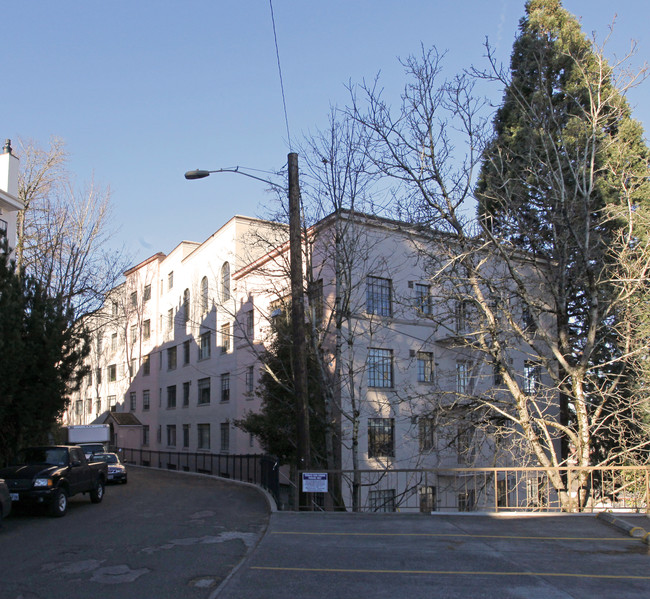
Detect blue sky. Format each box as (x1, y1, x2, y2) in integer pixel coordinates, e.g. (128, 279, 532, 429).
(3, 1, 649, 265)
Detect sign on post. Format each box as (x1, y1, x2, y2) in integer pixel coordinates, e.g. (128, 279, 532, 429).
(302, 472, 328, 493)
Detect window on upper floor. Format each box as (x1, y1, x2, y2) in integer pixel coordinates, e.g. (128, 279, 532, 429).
(366, 276, 392, 317)
(168, 271, 174, 290)
(167, 346, 177, 370)
(200, 276, 209, 313)
(414, 283, 432, 315)
(108, 364, 116, 382)
(523, 361, 541, 395)
(367, 348, 393, 388)
(220, 322, 231, 353)
(143, 284, 151, 302)
(418, 417, 436, 452)
(197, 377, 211, 405)
(183, 288, 190, 322)
(199, 331, 211, 360)
(143, 319, 151, 340)
(221, 373, 230, 402)
(417, 351, 435, 383)
(167, 385, 176, 409)
(130, 291, 137, 308)
(309, 279, 324, 327)
(456, 361, 471, 395)
(368, 417, 395, 458)
(221, 262, 231, 302)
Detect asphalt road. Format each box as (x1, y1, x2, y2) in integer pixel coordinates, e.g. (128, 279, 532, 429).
(218, 511, 650, 599)
(0, 466, 270, 599)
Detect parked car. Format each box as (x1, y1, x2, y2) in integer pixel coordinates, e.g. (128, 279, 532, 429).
(0, 479, 11, 523)
(93, 453, 127, 484)
(0, 446, 108, 517)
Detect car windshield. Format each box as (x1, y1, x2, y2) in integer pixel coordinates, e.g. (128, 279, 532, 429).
(17, 448, 69, 466)
(94, 453, 119, 464)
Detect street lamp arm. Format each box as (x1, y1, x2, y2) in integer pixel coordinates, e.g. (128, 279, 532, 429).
(184, 167, 285, 190)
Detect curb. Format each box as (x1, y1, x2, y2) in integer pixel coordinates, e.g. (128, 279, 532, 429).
(597, 511, 648, 543)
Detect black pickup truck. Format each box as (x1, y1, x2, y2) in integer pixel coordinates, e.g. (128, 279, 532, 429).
(0, 445, 108, 517)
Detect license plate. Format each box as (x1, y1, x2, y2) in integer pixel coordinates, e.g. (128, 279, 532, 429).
(10, 493, 19, 501)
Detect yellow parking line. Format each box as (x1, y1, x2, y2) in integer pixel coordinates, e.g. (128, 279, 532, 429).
(252, 566, 650, 580)
(272, 531, 636, 542)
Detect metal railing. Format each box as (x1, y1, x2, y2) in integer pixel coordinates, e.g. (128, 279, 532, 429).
(118, 447, 279, 503)
(297, 466, 650, 513)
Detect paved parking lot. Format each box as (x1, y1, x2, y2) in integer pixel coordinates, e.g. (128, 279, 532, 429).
(216, 511, 650, 599)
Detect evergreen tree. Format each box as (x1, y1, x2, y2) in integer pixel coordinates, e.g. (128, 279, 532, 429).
(235, 309, 328, 468)
(476, 0, 650, 471)
(0, 237, 89, 464)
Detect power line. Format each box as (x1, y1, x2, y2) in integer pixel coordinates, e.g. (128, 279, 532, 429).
(269, 0, 292, 150)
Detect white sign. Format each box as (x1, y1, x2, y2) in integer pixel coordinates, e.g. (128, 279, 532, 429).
(302, 472, 328, 493)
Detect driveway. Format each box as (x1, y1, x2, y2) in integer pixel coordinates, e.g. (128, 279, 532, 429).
(0, 466, 270, 599)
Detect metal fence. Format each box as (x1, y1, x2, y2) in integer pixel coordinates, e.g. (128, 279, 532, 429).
(118, 447, 280, 504)
(297, 466, 650, 513)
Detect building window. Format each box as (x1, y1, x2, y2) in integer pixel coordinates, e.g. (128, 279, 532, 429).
(142, 425, 150, 446)
(526, 475, 547, 507)
(130, 291, 137, 308)
(245, 366, 254, 395)
(183, 381, 190, 407)
(457, 425, 473, 465)
(417, 351, 435, 383)
(309, 279, 324, 327)
(418, 417, 435, 452)
(183, 288, 190, 322)
(167, 346, 177, 370)
(221, 373, 230, 402)
(143, 355, 150, 376)
(200, 276, 209, 313)
(167, 308, 174, 331)
(198, 423, 210, 450)
(167, 425, 176, 447)
(86, 398, 92, 414)
(415, 283, 432, 315)
(220, 322, 231, 353)
(130, 325, 137, 344)
(368, 489, 396, 512)
(455, 300, 472, 334)
(143, 319, 151, 340)
(75, 400, 83, 415)
(167, 385, 176, 409)
(420, 486, 437, 513)
(95, 399, 101, 414)
(143, 389, 150, 411)
(183, 424, 190, 448)
(367, 348, 393, 388)
(246, 310, 255, 340)
(168, 271, 174, 290)
(458, 490, 475, 512)
(523, 361, 541, 395)
(497, 479, 509, 508)
(95, 367, 102, 384)
(198, 377, 211, 405)
(129, 358, 137, 377)
(522, 306, 537, 333)
(108, 395, 116, 412)
(144, 284, 151, 302)
(183, 340, 190, 365)
(111, 301, 118, 316)
(366, 276, 392, 316)
(129, 391, 136, 411)
(199, 331, 211, 360)
(108, 364, 116, 382)
(97, 335, 103, 354)
(111, 332, 118, 352)
(220, 422, 230, 453)
(456, 361, 470, 394)
(221, 262, 231, 302)
(368, 417, 394, 458)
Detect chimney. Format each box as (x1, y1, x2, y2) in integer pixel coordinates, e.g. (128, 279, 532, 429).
(0, 139, 19, 198)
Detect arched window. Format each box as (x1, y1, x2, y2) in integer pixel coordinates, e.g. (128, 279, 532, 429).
(200, 276, 209, 313)
(183, 288, 190, 322)
(220, 262, 231, 302)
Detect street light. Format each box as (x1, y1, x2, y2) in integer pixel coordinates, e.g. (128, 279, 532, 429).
(185, 153, 312, 509)
(184, 167, 285, 189)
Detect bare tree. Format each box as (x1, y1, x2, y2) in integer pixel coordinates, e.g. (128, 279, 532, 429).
(347, 14, 650, 511)
(16, 137, 130, 319)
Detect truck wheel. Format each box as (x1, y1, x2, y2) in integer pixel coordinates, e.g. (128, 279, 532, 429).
(49, 488, 68, 517)
(90, 479, 104, 503)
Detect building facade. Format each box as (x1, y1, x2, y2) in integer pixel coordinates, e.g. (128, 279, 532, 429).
(0, 140, 22, 258)
(64, 211, 554, 510)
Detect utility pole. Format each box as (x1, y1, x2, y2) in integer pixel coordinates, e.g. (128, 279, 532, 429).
(288, 152, 311, 510)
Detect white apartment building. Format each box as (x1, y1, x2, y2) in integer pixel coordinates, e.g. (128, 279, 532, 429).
(0, 139, 22, 258)
(65, 210, 552, 511)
